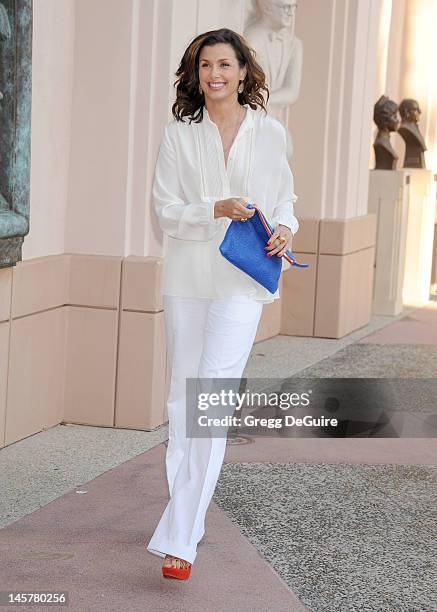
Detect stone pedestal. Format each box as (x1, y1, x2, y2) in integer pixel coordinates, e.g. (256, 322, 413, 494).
(431, 222, 437, 294)
(401, 169, 436, 306)
(368, 170, 410, 315)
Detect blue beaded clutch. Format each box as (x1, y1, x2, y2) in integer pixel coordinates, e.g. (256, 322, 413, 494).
(219, 202, 309, 294)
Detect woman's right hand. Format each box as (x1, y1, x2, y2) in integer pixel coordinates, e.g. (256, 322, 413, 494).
(214, 197, 256, 221)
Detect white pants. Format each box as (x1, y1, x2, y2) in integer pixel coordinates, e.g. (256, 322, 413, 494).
(147, 294, 263, 564)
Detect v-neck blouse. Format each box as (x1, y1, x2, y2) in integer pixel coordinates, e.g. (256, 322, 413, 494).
(152, 104, 300, 304)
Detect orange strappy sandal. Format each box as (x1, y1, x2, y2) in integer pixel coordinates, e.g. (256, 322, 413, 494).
(162, 554, 192, 580)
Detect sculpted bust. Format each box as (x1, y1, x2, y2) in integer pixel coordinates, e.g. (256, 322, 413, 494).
(373, 95, 399, 171)
(398, 98, 427, 169)
(244, 0, 302, 159)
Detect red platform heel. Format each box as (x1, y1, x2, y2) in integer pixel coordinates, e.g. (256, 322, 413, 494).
(162, 554, 192, 580)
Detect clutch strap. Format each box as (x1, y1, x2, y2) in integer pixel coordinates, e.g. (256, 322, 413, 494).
(248, 203, 309, 268)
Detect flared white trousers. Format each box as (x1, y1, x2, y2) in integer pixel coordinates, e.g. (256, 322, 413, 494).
(146, 294, 263, 564)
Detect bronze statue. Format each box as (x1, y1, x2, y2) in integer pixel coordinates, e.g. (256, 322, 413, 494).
(0, 0, 33, 269)
(373, 95, 400, 170)
(0, 2, 11, 40)
(0, 1, 10, 206)
(0, 1, 11, 107)
(398, 98, 427, 169)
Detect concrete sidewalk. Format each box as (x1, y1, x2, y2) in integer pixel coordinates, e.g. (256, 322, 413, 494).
(1, 301, 437, 611)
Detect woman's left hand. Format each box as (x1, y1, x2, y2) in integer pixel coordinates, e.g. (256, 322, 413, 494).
(264, 224, 293, 257)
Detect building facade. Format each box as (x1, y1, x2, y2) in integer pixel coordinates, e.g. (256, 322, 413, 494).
(1, 0, 436, 447)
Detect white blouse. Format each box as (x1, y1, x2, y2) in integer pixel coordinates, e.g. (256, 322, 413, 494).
(152, 104, 300, 304)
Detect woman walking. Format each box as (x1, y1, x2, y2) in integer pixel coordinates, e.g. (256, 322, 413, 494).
(147, 27, 300, 580)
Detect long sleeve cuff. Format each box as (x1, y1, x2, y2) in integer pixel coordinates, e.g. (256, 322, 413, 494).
(270, 205, 299, 236)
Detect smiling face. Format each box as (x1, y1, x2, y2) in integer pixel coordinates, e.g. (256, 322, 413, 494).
(198, 43, 247, 104)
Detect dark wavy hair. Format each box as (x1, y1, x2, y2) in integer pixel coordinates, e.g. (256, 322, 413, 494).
(172, 28, 269, 123)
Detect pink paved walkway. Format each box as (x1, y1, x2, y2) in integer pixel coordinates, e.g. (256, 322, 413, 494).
(358, 301, 437, 344)
(2, 301, 437, 610)
(223, 437, 437, 464)
(0, 445, 307, 612)
(2, 436, 435, 612)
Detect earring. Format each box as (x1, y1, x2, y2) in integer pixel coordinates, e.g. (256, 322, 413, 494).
(238, 80, 244, 94)
(199, 84, 203, 95)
